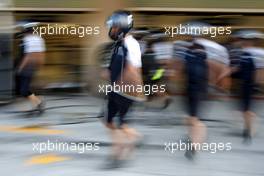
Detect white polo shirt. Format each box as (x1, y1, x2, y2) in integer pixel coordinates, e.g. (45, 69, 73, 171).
(153, 42, 173, 60)
(23, 34, 46, 53)
(243, 47, 264, 69)
(194, 38, 229, 65)
(124, 35, 142, 68)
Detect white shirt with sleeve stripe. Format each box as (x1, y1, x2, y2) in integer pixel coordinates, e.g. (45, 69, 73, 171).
(124, 35, 142, 68)
(23, 34, 46, 53)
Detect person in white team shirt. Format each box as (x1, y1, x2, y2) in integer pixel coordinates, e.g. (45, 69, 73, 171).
(172, 22, 230, 160)
(101, 10, 143, 169)
(124, 35, 142, 67)
(16, 22, 45, 113)
(218, 30, 264, 144)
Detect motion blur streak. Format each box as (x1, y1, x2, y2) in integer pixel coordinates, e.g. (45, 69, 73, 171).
(0, 0, 264, 176)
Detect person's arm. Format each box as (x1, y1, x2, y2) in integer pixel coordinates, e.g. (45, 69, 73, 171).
(34, 52, 45, 66)
(216, 66, 238, 84)
(18, 54, 30, 72)
(124, 63, 142, 83)
(172, 58, 185, 81)
(18, 52, 45, 72)
(123, 38, 143, 83)
(100, 68, 110, 81)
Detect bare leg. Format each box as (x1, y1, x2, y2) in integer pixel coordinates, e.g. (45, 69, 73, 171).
(243, 110, 256, 142)
(185, 116, 207, 159)
(27, 93, 41, 108)
(111, 129, 126, 160)
(187, 117, 207, 144)
(106, 123, 126, 161)
(120, 124, 142, 159)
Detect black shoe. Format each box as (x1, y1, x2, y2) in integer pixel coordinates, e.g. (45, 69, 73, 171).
(135, 135, 145, 148)
(36, 100, 46, 114)
(183, 137, 196, 160)
(101, 157, 123, 170)
(184, 148, 195, 160)
(161, 98, 172, 109)
(243, 129, 252, 145)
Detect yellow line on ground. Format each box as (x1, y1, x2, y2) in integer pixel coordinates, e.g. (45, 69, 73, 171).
(0, 125, 66, 135)
(26, 153, 70, 165)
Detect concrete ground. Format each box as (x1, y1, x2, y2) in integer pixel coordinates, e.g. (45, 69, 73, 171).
(0, 95, 263, 176)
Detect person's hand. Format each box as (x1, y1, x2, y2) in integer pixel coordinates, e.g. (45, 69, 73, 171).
(100, 69, 110, 80)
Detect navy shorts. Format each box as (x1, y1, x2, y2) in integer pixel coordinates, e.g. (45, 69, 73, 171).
(241, 82, 253, 111)
(106, 92, 133, 127)
(239, 57, 255, 112)
(185, 63, 207, 117)
(187, 87, 202, 117)
(16, 70, 34, 97)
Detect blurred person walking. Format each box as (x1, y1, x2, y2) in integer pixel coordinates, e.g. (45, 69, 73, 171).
(141, 32, 172, 109)
(101, 10, 144, 169)
(182, 41, 208, 160)
(218, 30, 264, 144)
(173, 22, 230, 159)
(15, 22, 46, 114)
(173, 37, 208, 160)
(96, 41, 115, 118)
